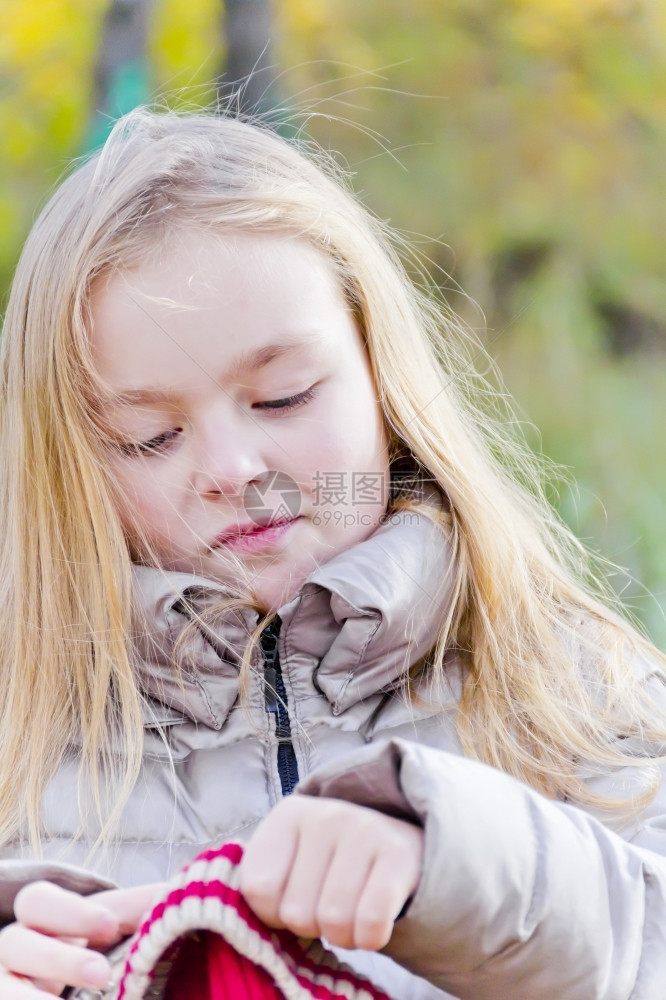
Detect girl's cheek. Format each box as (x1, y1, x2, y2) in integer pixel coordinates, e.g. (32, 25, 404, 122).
(111, 459, 176, 510)
(109, 472, 167, 542)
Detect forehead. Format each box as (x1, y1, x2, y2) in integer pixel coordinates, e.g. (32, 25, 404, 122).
(88, 231, 355, 393)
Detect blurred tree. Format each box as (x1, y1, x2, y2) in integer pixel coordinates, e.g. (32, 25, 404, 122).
(278, 0, 666, 357)
(89, 0, 155, 148)
(217, 0, 276, 115)
(0, 0, 108, 297)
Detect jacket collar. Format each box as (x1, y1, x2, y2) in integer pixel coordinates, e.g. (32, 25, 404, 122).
(131, 506, 454, 729)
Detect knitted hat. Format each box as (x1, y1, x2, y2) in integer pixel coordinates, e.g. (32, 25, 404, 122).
(106, 842, 393, 1000)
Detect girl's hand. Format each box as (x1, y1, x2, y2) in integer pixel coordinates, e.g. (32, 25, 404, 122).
(0, 880, 164, 997)
(239, 796, 423, 951)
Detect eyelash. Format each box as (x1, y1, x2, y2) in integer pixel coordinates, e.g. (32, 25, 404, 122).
(252, 386, 318, 414)
(119, 387, 318, 457)
(118, 429, 182, 457)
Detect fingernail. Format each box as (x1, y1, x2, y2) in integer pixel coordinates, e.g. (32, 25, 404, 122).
(82, 956, 112, 988)
(97, 911, 120, 937)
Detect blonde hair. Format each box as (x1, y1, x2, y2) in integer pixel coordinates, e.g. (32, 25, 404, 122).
(1, 109, 664, 850)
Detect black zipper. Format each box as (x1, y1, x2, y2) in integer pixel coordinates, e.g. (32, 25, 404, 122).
(261, 617, 299, 796)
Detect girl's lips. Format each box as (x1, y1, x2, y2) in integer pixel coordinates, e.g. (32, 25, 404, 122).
(211, 517, 299, 554)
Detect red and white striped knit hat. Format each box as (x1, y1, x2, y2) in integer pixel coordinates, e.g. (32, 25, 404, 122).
(106, 842, 393, 1000)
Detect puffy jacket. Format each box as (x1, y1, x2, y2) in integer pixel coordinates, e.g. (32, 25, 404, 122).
(1, 507, 666, 999)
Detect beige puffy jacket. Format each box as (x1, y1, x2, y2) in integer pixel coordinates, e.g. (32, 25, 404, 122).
(1, 509, 666, 999)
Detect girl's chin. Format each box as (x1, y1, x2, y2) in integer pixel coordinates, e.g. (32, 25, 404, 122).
(251, 568, 313, 614)
(184, 552, 315, 612)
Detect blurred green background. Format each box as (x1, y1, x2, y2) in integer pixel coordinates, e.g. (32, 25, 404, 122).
(2, 0, 665, 642)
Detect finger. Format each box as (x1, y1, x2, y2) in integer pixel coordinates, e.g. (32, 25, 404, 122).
(14, 882, 118, 946)
(0, 925, 111, 991)
(0, 967, 63, 999)
(29, 977, 66, 997)
(312, 814, 423, 951)
(31, 945, 87, 997)
(312, 830, 376, 949)
(352, 823, 423, 951)
(275, 830, 335, 939)
(239, 807, 300, 927)
(348, 856, 402, 951)
(93, 882, 167, 937)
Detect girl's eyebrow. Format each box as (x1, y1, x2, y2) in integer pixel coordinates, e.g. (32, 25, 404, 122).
(226, 335, 319, 381)
(114, 336, 321, 406)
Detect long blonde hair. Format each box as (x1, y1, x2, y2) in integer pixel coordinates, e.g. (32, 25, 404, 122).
(1, 109, 664, 849)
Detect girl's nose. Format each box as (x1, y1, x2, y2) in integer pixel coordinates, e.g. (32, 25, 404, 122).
(193, 414, 271, 498)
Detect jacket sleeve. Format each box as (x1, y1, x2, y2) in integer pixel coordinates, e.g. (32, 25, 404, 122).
(0, 859, 115, 926)
(295, 735, 666, 1000)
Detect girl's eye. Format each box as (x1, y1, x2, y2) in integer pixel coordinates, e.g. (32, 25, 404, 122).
(118, 428, 182, 457)
(115, 387, 318, 456)
(253, 386, 318, 414)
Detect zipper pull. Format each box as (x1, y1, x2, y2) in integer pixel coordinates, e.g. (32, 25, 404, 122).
(265, 664, 278, 713)
(260, 618, 281, 713)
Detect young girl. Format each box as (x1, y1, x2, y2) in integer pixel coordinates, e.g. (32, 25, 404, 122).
(0, 109, 664, 1000)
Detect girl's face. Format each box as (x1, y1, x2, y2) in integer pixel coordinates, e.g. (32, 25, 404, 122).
(90, 231, 390, 610)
